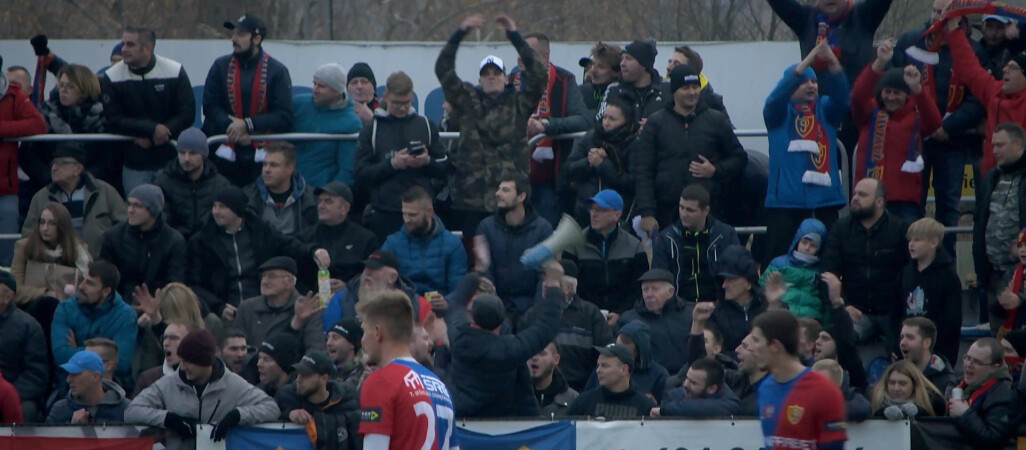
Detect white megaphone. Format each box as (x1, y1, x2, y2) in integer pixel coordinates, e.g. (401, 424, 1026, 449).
(520, 214, 585, 269)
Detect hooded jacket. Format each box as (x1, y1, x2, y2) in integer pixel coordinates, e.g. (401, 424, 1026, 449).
(522, 292, 613, 390)
(763, 218, 830, 320)
(0, 77, 46, 195)
(710, 247, 769, 355)
(353, 107, 449, 213)
(0, 305, 48, 402)
(275, 380, 361, 450)
(619, 297, 694, 376)
(563, 225, 649, 315)
(923, 353, 957, 394)
(948, 26, 1026, 173)
(244, 172, 318, 238)
(660, 382, 743, 418)
(477, 206, 554, 312)
(46, 379, 130, 423)
(292, 92, 363, 187)
(234, 289, 327, 355)
(764, 64, 848, 209)
(435, 28, 546, 212)
(587, 320, 669, 402)
(634, 101, 747, 223)
(99, 216, 187, 300)
(821, 210, 909, 315)
(155, 157, 233, 238)
(851, 65, 943, 204)
(382, 215, 467, 296)
(125, 358, 280, 450)
(51, 292, 137, 384)
(22, 172, 127, 260)
(536, 368, 579, 418)
(444, 274, 562, 418)
(101, 55, 195, 171)
(898, 248, 963, 365)
(974, 151, 1026, 289)
(652, 217, 739, 303)
(767, 0, 893, 84)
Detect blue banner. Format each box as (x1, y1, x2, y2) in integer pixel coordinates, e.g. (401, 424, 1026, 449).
(225, 426, 315, 450)
(457, 421, 576, 450)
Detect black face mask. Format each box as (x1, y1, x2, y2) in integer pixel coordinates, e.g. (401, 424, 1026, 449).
(594, 120, 638, 144)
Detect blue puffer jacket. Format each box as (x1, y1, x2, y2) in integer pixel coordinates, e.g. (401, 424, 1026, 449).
(291, 93, 364, 187)
(768, 217, 827, 269)
(51, 292, 137, 384)
(763, 64, 848, 209)
(382, 215, 467, 296)
(476, 207, 553, 312)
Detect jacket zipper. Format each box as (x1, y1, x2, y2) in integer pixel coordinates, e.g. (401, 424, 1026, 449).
(232, 233, 244, 305)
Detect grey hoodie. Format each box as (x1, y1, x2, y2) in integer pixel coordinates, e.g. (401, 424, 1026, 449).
(125, 358, 279, 450)
(45, 379, 130, 424)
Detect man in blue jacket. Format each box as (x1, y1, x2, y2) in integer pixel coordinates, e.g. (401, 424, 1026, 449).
(382, 186, 467, 297)
(292, 63, 363, 188)
(654, 356, 742, 418)
(51, 261, 137, 390)
(762, 41, 848, 266)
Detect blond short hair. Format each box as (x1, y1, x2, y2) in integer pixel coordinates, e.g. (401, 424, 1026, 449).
(906, 217, 944, 241)
(811, 359, 843, 386)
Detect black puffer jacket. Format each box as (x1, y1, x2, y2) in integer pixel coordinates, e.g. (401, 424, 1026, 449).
(275, 380, 361, 450)
(99, 217, 187, 299)
(563, 123, 639, 221)
(154, 158, 233, 238)
(597, 75, 667, 122)
(0, 306, 48, 402)
(821, 211, 909, 315)
(563, 226, 649, 315)
(618, 297, 694, 376)
(954, 370, 1016, 449)
(633, 101, 747, 223)
(353, 109, 449, 213)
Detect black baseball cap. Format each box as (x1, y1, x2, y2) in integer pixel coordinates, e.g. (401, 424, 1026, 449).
(595, 343, 634, 371)
(364, 250, 399, 270)
(224, 14, 267, 36)
(314, 181, 354, 204)
(293, 350, 336, 375)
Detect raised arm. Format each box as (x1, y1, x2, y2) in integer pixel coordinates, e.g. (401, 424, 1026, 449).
(435, 15, 484, 113)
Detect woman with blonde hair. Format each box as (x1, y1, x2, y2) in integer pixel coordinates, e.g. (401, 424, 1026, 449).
(131, 282, 225, 377)
(870, 360, 945, 419)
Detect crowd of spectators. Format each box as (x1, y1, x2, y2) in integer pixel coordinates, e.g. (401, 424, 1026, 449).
(5, 1, 1026, 447)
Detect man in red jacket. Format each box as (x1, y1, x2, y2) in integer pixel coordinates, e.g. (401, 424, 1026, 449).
(851, 40, 942, 223)
(946, 17, 1026, 173)
(0, 57, 46, 265)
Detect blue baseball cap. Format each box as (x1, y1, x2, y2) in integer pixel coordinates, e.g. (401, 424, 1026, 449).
(60, 350, 104, 374)
(590, 189, 624, 211)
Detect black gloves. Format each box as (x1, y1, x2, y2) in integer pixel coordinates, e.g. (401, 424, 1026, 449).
(210, 408, 241, 442)
(163, 412, 197, 438)
(30, 34, 50, 57)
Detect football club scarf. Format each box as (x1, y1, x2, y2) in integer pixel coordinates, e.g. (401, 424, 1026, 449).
(864, 106, 923, 181)
(224, 51, 270, 150)
(32, 53, 55, 104)
(922, 1, 1026, 38)
(1000, 262, 1026, 338)
(812, 0, 853, 71)
(915, 28, 966, 114)
(788, 101, 832, 186)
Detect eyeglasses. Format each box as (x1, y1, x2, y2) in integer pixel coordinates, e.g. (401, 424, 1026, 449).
(963, 355, 998, 367)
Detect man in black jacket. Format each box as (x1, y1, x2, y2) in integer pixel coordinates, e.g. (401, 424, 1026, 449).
(276, 351, 360, 450)
(101, 26, 195, 194)
(821, 177, 908, 348)
(664, 46, 731, 124)
(654, 356, 743, 418)
(579, 42, 622, 117)
(0, 271, 48, 422)
(949, 338, 1016, 449)
(187, 186, 329, 319)
(301, 182, 378, 291)
(635, 65, 747, 233)
(529, 342, 579, 418)
(444, 269, 562, 418)
(618, 269, 694, 375)
(203, 14, 293, 186)
(567, 343, 656, 418)
(900, 317, 957, 393)
(596, 39, 667, 123)
(100, 184, 186, 300)
(353, 71, 449, 242)
(155, 127, 232, 239)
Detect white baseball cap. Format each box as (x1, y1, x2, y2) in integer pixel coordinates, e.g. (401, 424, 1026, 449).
(479, 55, 505, 74)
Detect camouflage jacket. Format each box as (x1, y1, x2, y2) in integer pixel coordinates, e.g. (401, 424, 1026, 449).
(435, 28, 546, 211)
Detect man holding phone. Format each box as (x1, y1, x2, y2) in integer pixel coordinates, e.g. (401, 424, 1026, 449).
(354, 71, 450, 242)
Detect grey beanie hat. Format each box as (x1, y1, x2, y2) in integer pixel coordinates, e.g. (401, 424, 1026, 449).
(129, 184, 165, 217)
(176, 127, 209, 157)
(314, 63, 349, 108)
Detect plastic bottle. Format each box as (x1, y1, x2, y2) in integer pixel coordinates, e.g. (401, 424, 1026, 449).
(317, 268, 331, 308)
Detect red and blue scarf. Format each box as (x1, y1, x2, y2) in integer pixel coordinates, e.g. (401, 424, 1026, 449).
(812, 0, 853, 71)
(227, 51, 270, 120)
(788, 102, 832, 186)
(864, 106, 923, 181)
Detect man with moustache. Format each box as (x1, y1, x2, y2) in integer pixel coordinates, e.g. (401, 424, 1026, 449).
(821, 178, 908, 348)
(382, 186, 466, 297)
(529, 342, 579, 417)
(203, 14, 294, 186)
(276, 350, 360, 450)
(155, 127, 232, 239)
(220, 330, 250, 374)
(321, 250, 419, 325)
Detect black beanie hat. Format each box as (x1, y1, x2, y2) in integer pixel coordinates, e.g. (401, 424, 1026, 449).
(471, 294, 506, 331)
(347, 62, 377, 88)
(177, 329, 217, 367)
(669, 64, 702, 95)
(874, 68, 911, 104)
(1004, 330, 1026, 357)
(53, 141, 87, 164)
(259, 333, 301, 373)
(624, 40, 657, 73)
(213, 186, 249, 218)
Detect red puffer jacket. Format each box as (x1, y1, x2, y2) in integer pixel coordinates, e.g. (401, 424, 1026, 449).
(0, 82, 46, 195)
